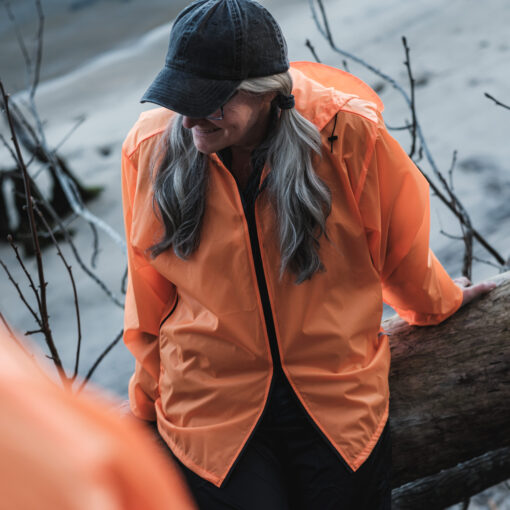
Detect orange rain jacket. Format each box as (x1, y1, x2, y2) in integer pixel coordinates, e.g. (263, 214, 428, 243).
(121, 61, 463, 487)
(0, 331, 197, 510)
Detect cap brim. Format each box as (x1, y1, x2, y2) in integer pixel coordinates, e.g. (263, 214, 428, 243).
(140, 65, 241, 118)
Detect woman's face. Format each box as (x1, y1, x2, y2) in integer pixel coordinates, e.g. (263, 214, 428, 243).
(182, 90, 275, 154)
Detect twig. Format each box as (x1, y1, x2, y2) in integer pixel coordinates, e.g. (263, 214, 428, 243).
(309, 0, 506, 273)
(3, 132, 122, 308)
(26, 176, 124, 307)
(0, 310, 32, 354)
(401, 37, 417, 158)
(14, 2, 123, 259)
(0, 258, 42, 327)
(386, 123, 413, 131)
(420, 167, 503, 266)
(0, 80, 67, 385)
(30, 0, 44, 101)
(315, 0, 334, 46)
(27, 328, 44, 335)
(6, 234, 42, 312)
(1, 0, 32, 71)
(485, 92, 510, 111)
(440, 230, 464, 241)
(6, 71, 126, 254)
(77, 329, 124, 392)
(90, 222, 100, 268)
(34, 204, 82, 380)
(53, 115, 86, 152)
(28, 179, 124, 307)
(472, 255, 509, 272)
(0, 133, 20, 165)
(448, 150, 458, 191)
(305, 39, 322, 63)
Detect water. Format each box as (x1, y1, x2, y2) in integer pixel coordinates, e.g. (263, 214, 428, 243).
(0, 0, 190, 92)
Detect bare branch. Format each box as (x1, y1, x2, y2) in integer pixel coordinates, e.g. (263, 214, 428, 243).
(472, 256, 510, 272)
(386, 123, 413, 132)
(418, 164, 505, 266)
(26, 328, 45, 336)
(90, 222, 100, 268)
(6, 234, 42, 312)
(28, 179, 124, 307)
(1, 0, 32, 71)
(440, 230, 464, 241)
(308, 0, 506, 272)
(21, 174, 124, 307)
(401, 36, 417, 158)
(448, 150, 458, 191)
(0, 133, 20, 166)
(305, 39, 322, 63)
(313, 0, 335, 46)
(0, 258, 41, 327)
(53, 115, 86, 152)
(77, 329, 124, 393)
(7, 96, 127, 259)
(30, 0, 44, 101)
(0, 80, 67, 384)
(3, 133, 122, 308)
(34, 204, 82, 380)
(485, 92, 510, 111)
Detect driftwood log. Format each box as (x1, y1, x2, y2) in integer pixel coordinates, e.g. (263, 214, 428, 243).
(388, 271, 510, 509)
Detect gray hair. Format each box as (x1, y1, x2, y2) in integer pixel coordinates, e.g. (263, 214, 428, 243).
(150, 71, 331, 283)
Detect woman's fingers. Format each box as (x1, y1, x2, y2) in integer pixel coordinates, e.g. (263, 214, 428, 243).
(457, 280, 498, 307)
(453, 276, 472, 288)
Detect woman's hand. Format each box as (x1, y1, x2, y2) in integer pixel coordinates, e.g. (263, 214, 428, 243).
(454, 277, 498, 307)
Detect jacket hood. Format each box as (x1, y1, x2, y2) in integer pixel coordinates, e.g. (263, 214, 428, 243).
(289, 61, 384, 131)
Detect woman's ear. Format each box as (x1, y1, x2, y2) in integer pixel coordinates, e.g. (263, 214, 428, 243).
(266, 91, 278, 104)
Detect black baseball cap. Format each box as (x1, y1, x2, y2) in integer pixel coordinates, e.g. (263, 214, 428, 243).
(140, 0, 289, 118)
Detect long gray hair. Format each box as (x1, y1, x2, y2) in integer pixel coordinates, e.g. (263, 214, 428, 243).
(150, 71, 331, 283)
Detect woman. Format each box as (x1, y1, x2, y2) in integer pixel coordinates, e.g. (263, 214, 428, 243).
(121, 0, 494, 508)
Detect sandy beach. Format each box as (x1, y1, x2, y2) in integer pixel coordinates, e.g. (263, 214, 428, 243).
(0, 1, 509, 506)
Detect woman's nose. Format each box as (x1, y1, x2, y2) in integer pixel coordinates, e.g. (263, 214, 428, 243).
(182, 116, 198, 129)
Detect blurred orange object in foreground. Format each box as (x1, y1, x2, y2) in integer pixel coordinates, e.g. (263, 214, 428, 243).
(0, 331, 197, 510)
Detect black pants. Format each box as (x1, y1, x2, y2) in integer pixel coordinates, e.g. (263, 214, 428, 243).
(166, 374, 392, 510)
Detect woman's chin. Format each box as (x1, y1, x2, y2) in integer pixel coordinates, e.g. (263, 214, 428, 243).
(192, 131, 224, 154)
(193, 138, 227, 155)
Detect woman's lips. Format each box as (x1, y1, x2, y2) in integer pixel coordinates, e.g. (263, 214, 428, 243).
(194, 127, 221, 136)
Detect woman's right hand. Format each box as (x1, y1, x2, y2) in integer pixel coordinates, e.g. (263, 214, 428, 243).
(453, 277, 498, 307)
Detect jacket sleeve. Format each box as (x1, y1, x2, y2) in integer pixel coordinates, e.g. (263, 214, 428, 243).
(358, 116, 463, 325)
(121, 146, 176, 421)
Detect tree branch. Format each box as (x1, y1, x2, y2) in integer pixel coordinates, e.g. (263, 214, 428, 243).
(77, 329, 123, 392)
(308, 0, 506, 274)
(485, 92, 510, 111)
(34, 204, 82, 381)
(0, 80, 67, 385)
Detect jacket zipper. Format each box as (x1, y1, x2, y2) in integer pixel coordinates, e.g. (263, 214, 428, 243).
(219, 164, 351, 486)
